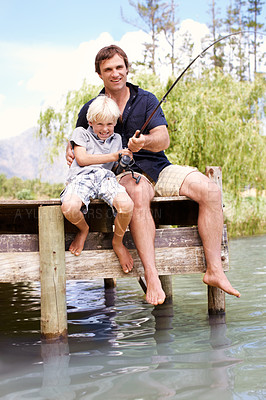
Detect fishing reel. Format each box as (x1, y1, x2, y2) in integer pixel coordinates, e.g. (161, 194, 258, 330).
(114, 153, 141, 184)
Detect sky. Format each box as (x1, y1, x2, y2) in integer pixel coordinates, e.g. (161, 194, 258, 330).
(0, 0, 265, 140)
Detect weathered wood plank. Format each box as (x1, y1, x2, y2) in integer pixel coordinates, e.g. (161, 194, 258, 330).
(0, 226, 228, 252)
(0, 196, 199, 233)
(0, 196, 189, 207)
(0, 244, 229, 283)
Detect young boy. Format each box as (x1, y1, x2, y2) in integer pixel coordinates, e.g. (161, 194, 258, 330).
(61, 95, 134, 273)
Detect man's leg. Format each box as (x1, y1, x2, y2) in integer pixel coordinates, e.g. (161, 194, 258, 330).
(179, 171, 240, 297)
(119, 175, 166, 305)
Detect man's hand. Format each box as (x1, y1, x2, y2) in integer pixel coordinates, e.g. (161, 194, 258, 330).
(128, 130, 145, 153)
(66, 141, 75, 166)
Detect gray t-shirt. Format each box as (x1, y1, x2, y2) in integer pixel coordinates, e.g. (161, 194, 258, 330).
(66, 126, 122, 183)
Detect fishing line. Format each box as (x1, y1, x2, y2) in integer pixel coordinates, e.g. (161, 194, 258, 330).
(136, 30, 266, 137)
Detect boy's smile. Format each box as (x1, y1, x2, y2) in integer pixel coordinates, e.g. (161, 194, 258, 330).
(89, 120, 115, 141)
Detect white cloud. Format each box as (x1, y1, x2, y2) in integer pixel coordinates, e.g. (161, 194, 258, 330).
(0, 105, 40, 140)
(0, 23, 265, 142)
(0, 94, 5, 107)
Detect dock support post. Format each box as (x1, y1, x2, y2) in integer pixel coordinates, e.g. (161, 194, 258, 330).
(205, 166, 226, 315)
(159, 275, 173, 305)
(158, 225, 173, 304)
(39, 205, 68, 340)
(104, 278, 117, 289)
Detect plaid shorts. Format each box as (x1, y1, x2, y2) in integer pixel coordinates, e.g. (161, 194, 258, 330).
(154, 164, 198, 196)
(60, 168, 126, 215)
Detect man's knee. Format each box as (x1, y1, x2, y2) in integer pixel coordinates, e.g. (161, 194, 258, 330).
(182, 172, 221, 205)
(130, 182, 154, 207)
(204, 180, 222, 205)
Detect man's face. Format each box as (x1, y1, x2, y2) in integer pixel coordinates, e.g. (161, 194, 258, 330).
(98, 54, 128, 92)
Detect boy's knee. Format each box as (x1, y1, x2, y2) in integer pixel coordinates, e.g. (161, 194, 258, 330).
(116, 196, 134, 215)
(61, 199, 79, 216)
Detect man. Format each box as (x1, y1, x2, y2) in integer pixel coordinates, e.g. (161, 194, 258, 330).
(66, 45, 240, 305)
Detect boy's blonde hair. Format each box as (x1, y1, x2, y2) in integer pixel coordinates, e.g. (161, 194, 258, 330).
(86, 95, 120, 124)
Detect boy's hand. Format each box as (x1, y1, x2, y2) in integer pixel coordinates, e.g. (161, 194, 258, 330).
(66, 141, 75, 166)
(119, 148, 133, 159)
(115, 148, 132, 161)
(128, 130, 145, 153)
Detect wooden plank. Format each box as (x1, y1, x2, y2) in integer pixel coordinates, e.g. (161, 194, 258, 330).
(0, 244, 229, 283)
(0, 234, 39, 252)
(0, 196, 190, 207)
(0, 196, 198, 233)
(0, 226, 228, 252)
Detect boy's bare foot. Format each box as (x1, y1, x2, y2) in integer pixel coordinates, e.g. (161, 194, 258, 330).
(145, 273, 166, 305)
(69, 227, 89, 256)
(203, 269, 241, 297)
(112, 238, 134, 273)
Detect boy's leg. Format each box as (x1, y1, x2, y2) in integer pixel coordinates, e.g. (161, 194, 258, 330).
(61, 193, 89, 256)
(112, 192, 134, 273)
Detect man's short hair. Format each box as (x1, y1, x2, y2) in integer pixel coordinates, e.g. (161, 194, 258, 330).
(95, 45, 129, 74)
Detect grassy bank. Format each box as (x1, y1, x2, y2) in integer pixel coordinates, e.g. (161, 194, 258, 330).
(223, 191, 266, 238)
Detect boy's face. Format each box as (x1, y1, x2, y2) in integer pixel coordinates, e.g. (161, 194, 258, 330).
(89, 119, 115, 141)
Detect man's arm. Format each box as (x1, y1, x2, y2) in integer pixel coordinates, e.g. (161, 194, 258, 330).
(128, 125, 170, 153)
(66, 102, 91, 166)
(66, 141, 75, 166)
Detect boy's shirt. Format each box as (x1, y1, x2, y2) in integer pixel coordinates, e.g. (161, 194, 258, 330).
(66, 126, 122, 184)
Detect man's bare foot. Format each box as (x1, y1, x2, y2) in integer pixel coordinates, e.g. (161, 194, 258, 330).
(112, 238, 133, 273)
(69, 227, 89, 256)
(145, 273, 166, 306)
(203, 269, 241, 297)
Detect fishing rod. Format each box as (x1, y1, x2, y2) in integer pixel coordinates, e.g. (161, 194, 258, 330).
(136, 30, 257, 137)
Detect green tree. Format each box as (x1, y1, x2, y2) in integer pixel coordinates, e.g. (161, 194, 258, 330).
(159, 0, 179, 75)
(38, 81, 100, 160)
(208, 0, 226, 69)
(246, 0, 265, 75)
(163, 70, 266, 196)
(121, 0, 165, 73)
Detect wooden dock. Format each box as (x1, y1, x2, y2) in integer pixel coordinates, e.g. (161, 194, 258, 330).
(0, 167, 228, 340)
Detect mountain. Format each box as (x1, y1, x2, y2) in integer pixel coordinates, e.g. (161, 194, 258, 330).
(0, 128, 68, 183)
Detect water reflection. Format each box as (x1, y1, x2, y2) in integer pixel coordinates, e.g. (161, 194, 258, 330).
(0, 235, 265, 399)
(40, 340, 74, 400)
(37, 305, 242, 400)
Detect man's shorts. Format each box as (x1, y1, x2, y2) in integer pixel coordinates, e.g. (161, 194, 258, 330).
(116, 165, 198, 197)
(154, 165, 198, 196)
(60, 169, 126, 215)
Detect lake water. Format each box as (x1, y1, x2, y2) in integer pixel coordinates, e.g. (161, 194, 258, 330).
(0, 235, 265, 400)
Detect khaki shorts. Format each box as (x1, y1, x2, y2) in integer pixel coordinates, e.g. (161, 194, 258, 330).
(116, 171, 154, 188)
(154, 164, 198, 196)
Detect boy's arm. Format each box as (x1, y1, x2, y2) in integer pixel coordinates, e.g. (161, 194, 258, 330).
(74, 145, 132, 166)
